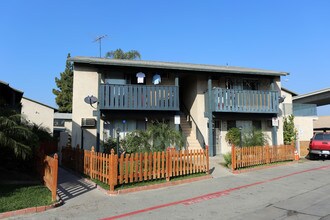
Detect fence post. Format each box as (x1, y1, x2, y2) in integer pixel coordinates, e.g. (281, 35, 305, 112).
(52, 154, 58, 201)
(205, 146, 209, 174)
(266, 145, 270, 164)
(231, 145, 236, 170)
(109, 149, 117, 192)
(166, 148, 171, 181)
(91, 146, 95, 179)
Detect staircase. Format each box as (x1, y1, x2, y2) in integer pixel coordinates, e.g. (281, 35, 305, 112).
(180, 114, 202, 150)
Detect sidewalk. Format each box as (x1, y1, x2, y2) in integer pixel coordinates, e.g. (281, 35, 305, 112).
(56, 167, 98, 202)
(208, 154, 233, 178)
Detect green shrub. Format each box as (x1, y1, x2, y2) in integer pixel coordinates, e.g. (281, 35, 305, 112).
(283, 115, 296, 145)
(243, 129, 268, 147)
(225, 128, 241, 146)
(223, 152, 232, 167)
(226, 127, 268, 147)
(122, 130, 151, 153)
(103, 138, 117, 154)
(121, 121, 184, 153)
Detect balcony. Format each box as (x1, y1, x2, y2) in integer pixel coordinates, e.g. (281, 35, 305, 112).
(99, 84, 179, 111)
(206, 88, 279, 114)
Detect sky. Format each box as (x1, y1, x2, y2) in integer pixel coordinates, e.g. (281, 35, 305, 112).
(0, 0, 329, 115)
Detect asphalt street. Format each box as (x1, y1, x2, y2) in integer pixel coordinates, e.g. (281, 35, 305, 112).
(8, 159, 330, 220)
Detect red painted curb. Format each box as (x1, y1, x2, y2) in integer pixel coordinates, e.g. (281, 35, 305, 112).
(0, 196, 63, 219)
(101, 164, 330, 220)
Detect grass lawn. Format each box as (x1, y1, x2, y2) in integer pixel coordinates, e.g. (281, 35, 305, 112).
(0, 184, 53, 213)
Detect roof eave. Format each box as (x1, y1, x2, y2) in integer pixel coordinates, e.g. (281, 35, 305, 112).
(69, 56, 288, 77)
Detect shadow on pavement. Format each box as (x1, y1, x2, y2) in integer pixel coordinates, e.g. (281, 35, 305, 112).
(57, 167, 96, 202)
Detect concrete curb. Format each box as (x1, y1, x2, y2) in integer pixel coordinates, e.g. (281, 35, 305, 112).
(231, 160, 299, 174)
(84, 175, 212, 196)
(0, 195, 63, 219)
(112, 175, 213, 195)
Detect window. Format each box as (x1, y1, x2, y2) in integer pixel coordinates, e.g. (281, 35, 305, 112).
(252, 120, 262, 130)
(314, 133, 330, 141)
(54, 119, 65, 127)
(227, 120, 236, 130)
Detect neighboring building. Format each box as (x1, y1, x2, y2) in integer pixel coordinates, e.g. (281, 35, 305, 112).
(21, 97, 56, 134)
(54, 112, 72, 150)
(314, 116, 330, 131)
(281, 87, 318, 141)
(292, 88, 330, 156)
(0, 80, 23, 112)
(54, 112, 72, 135)
(70, 56, 289, 156)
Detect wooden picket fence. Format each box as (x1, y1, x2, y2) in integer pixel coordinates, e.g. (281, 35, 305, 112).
(43, 154, 59, 201)
(231, 144, 295, 170)
(39, 141, 58, 156)
(62, 146, 209, 192)
(61, 146, 84, 173)
(35, 149, 58, 201)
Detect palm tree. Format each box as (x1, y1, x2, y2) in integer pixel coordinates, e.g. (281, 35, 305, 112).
(105, 49, 141, 60)
(147, 121, 184, 151)
(122, 121, 184, 153)
(0, 113, 34, 159)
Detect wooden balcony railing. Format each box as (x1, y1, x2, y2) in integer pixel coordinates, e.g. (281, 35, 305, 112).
(99, 84, 179, 111)
(206, 88, 279, 114)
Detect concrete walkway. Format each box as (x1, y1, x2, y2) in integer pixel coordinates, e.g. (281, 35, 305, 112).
(56, 168, 98, 202)
(209, 154, 233, 178)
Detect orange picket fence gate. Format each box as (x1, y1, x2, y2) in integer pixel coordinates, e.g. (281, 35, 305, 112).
(231, 144, 295, 170)
(62, 146, 209, 192)
(35, 149, 58, 201)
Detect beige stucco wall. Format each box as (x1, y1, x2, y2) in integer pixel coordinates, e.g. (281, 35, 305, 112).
(295, 116, 317, 142)
(64, 121, 72, 135)
(280, 87, 316, 145)
(21, 97, 54, 134)
(72, 65, 101, 150)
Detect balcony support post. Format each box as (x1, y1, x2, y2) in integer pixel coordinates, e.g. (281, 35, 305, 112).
(270, 80, 278, 146)
(96, 73, 101, 152)
(208, 77, 214, 156)
(175, 74, 180, 132)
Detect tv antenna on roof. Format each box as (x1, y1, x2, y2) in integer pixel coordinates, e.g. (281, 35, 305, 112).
(93, 35, 107, 58)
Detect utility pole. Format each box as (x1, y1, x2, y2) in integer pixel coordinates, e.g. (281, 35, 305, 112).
(93, 35, 107, 57)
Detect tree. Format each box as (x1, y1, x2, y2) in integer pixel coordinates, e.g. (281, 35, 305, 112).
(243, 129, 268, 147)
(283, 115, 296, 145)
(0, 113, 34, 159)
(147, 121, 184, 151)
(121, 121, 184, 153)
(225, 127, 268, 147)
(105, 49, 141, 60)
(53, 53, 73, 113)
(225, 128, 241, 146)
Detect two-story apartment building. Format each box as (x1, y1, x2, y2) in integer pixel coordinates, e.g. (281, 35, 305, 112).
(70, 56, 288, 156)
